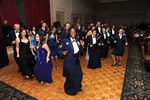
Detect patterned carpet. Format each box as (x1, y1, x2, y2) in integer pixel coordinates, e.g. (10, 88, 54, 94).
(121, 44, 150, 100)
(0, 81, 37, 100)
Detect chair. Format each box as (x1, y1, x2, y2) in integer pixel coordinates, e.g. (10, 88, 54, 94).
(141, 45, 150, 60)
(133, 32, 140, 43)
(141, 45, 150, 70)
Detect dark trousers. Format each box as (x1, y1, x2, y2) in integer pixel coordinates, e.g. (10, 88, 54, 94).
(13, 45, 22, 71)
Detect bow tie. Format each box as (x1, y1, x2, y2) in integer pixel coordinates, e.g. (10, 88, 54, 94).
(15, 31, 19, 33)
(72, 39, 76, 43)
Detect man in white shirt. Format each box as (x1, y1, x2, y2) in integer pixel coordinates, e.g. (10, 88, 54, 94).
(92, 34, 96, 44)
(96, 21, 102, 34)
(70, 37, 79, 54)
(8, 24, 21, 72)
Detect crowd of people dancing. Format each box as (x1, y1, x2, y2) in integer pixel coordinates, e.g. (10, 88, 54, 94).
(2, 20, 150, 95)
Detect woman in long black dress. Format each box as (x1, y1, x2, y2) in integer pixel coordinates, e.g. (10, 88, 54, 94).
(16, 29, 35, 79)
(111, 27, 127, 66)
(87, 29, 101, 69)
(62, 27, 84, 95)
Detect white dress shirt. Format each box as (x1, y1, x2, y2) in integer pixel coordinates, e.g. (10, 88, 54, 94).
(92, 35, 96, 44)
(107, 32, 110, 37)
(112, 29, 115, 35)
(15, 30, 19, 38)
(103, 32, 106, 39)
(78, 26, 81, 30)
(98, 27, 101, 33)
(42, 27, 45, 31)
(70, 38, 79, 54)
(32, 31, 36, 35)
(119, 34, 122, 39)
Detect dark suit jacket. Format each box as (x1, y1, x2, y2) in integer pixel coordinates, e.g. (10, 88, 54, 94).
(109, 29, 116, 39)
(61, 38, 83, 57)
(2, 24, 12, 36)
(38, 28, 48, 36)
(8, 30, 17, 45)
(76, 28, 83, 40)
(99, 32, 108, 44)
(8, 30, 19, 59)
(86, 35, 98, 48)
(95, 26, 102, 34)
(60, 30, 68, 43)
(114, 33, 126, 49)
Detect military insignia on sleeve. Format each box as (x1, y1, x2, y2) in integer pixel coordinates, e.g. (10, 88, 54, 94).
(66, 42, 69, 45)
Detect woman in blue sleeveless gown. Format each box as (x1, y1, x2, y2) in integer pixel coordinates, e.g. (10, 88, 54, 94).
(48, 27, 59, 70)
(29, 31, 36, 60)
(34, 33, 53, 84)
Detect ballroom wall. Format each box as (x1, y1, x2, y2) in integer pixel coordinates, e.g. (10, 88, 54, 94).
(145, 1, 150, 23)
(96, 0, 149, 26)
(50, 0, 97, 26)
(15, 0, 150, 26)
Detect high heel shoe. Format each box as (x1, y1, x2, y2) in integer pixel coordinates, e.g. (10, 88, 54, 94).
(25, 76, 30, 79)
(111, 63, 117, 66)
(118, 63, 122, 66)
(40, 81, 44, 84)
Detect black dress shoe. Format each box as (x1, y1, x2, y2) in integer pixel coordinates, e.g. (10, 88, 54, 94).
(111, 63, 117, 66)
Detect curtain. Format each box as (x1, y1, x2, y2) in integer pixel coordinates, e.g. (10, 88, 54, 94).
(24, 0, 51, 27)
(0, 0, 19, 37)
(0, 0, 19, 27)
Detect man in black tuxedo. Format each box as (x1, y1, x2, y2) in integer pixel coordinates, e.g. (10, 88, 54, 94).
(76, 23, 84, 40)
(38, 22, 48, 43)
(60, 22, 71, 43)
(8, 24, 21, 72)
(95, 21, 102, 35)
(98, 26, 108, 59)
(109, 25, 116, 48)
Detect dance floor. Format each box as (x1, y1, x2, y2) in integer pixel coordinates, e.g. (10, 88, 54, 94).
(0, 47, 128, 100)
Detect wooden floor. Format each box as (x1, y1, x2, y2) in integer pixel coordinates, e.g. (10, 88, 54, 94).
(0, 47, 128, 100)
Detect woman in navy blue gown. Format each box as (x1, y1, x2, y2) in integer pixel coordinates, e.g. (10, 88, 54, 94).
(48, 27, 59, 70)
(111, 27, 127, 66)
(62, 27, 84, 95)
(34, 33, 53, 84)
(87, 29, 101, 69)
